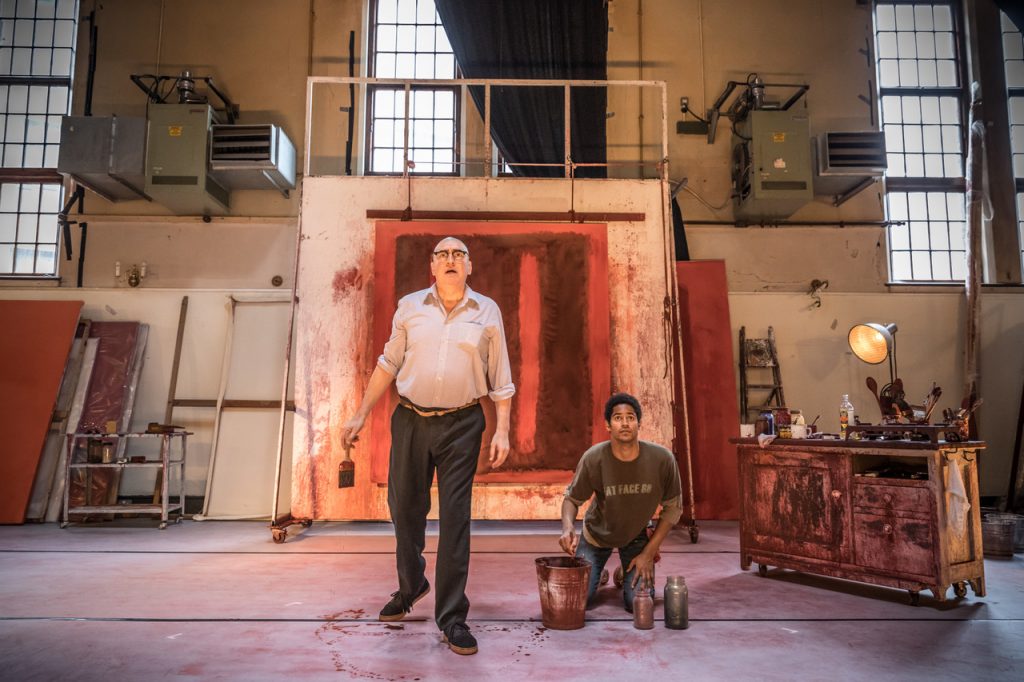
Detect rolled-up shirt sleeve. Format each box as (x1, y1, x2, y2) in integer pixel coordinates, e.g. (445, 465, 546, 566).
(659, 456, 684, 524)
(659, 495, 683, 525)
(564, 454, 594, 507)
(486, 306, 516, 402)
(377, 305, 406, 376)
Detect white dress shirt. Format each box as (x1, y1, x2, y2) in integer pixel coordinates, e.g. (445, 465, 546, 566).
(378, 284, 516, 408)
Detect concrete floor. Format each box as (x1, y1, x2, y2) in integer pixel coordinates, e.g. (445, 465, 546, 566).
(1, 519, 1022, 681)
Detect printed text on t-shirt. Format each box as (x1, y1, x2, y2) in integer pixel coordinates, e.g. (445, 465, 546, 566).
(605, 483, 653, 496)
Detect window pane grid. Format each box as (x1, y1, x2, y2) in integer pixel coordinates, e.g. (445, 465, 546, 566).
(371, 0, 453, 79)
(880, 94, 962, 178)
(0, 181, 61, 276)
(875, 2, 958, 88)
(876, 2, 965, 282)
(368, 0, 458, 175)
(0, 0, 77, 277)
(0, 0, 78, 78)
(886, 191, 966, 281)
(1004, 13, 1024, 271)
(0, 83, 68, 167)
(1003, 12, 1024, 89)
(369, 87, 456, 174)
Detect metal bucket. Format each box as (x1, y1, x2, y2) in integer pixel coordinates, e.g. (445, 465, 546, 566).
(981, 514, 1016, 557)
(985, 512, 1024, 554)
(535, 556, 591, 630)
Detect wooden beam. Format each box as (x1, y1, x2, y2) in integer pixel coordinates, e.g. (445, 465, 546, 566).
(172, 399, 296, 411)
(366, 210, 644, 222)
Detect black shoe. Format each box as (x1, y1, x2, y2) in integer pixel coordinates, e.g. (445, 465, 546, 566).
(442, 623, 478, 655)
(378, 580, 430, 622)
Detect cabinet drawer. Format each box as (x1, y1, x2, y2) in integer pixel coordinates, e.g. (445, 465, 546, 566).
(853, 512, 936, 578)
(853, 482, 932, 513)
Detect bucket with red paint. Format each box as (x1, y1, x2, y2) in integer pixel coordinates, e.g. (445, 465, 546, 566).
(535, 556, 591, 630)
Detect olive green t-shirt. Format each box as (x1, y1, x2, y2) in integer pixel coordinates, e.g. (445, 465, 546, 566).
(564, 440, 683, 549)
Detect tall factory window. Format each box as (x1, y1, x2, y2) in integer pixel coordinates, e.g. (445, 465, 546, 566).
(874, 2, 966, 282)
(1004, 12, 1024, 271)
(367, 0, 459, 175)
(0, 0, 77, 278)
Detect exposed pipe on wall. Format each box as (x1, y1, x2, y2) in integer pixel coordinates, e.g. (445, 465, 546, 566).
(83, 11, 96, 116)
(637, 0, 644, 174)
(155, 0, 164, 73)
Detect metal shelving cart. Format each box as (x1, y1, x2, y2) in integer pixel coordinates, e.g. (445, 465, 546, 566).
(62, 431, 190, 529)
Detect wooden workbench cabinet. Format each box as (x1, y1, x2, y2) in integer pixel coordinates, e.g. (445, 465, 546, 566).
(735, 439, 985, 603)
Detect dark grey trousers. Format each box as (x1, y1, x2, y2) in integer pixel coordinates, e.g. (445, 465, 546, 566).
(387, 402, 485, 631)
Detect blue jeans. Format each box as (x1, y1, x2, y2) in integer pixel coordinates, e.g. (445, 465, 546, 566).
(575, 528, 655, 612)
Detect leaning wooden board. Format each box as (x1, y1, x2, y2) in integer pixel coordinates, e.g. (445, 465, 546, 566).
(0, 300, 83, 524)
(734, 438, 985, 604)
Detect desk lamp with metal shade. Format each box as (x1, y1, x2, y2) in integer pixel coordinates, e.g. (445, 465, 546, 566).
(848, 322, 911, 420)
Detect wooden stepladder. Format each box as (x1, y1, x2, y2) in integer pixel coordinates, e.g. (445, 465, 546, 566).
(739, 326, 785, 421)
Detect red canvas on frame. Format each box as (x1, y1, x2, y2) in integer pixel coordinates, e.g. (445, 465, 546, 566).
(0, 300, 82, 524)
(370, 221, 610, 485)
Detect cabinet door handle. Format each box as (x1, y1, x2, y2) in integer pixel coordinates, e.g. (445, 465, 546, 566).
(883, 523, 893, 534)
(882, 493, 893, 504)
(831, 490, 842, 499)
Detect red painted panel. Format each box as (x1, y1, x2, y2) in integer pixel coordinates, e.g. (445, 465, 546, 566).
(675, 261, 740, 520)
(371, 222, 610, 484)
(0, 300, 82, 524)
(516, 253, 540, 454)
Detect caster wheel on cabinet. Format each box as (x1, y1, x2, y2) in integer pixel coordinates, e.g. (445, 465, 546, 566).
(689, 526, 699, 544)
(909, 590, 921, 606)
(272, 528, 287, 544)
(757, 564, 768, 577)
(954, 582, 968, 598)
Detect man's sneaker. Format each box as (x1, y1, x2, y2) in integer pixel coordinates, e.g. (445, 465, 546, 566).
(599, 568, 609, 586)
(378, 580, 430, 622)
(442, 622, 478, 655)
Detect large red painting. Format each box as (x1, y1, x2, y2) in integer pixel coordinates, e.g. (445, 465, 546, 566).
(370, 221, 610, 484)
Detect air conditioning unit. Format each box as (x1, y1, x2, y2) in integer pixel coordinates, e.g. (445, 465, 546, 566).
(57, 116, 148, 201)
(145, 103, 230, 216)
(209, 124, 296, 196)
(812, 131, 887, 205)
(731, 110, 813, 221)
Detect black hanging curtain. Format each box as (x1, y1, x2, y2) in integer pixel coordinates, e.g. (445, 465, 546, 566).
(434, 0, 608, 178)
(994, 0, 1024, 33)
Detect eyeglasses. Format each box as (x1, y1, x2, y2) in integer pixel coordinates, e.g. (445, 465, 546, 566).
(432, 249, 468, 261)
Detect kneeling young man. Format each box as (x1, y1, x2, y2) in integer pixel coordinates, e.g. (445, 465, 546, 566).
(559, 392, 683, 611)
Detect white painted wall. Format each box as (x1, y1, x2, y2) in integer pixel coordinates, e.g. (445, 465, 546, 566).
(729, 290, 1024, 496)
(0, 288, 294, 514)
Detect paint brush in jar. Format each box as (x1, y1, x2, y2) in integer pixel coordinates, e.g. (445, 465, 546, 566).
(338, 438, 357, 488)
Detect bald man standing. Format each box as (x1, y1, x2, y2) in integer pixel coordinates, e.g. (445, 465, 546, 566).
(341, 237, 515, 656)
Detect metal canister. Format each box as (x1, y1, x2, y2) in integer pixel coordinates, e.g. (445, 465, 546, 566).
(664, 575, 689, 629)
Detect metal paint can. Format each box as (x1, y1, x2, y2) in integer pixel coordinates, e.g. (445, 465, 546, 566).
(535, 556, 591, 630)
